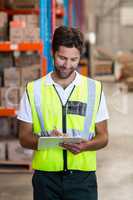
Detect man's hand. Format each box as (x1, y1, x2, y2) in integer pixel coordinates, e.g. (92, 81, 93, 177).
(50, 129, 69, 137)
(59, 140, 88, 154)
(51, 129, 64, 136)
(60, 120, 108, 154)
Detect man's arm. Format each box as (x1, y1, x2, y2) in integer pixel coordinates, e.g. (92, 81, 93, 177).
(85, 120, 108, 150)
(18, 120, 38, 150)
(60, 120, 108, 154)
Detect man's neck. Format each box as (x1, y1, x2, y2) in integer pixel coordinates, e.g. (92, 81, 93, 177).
(51, 71, 76, 89)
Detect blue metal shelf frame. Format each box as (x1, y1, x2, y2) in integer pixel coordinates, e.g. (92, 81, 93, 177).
(40, 0, 79, 74)
(40, 0, 53, 73)
(63, 0, 69, 26)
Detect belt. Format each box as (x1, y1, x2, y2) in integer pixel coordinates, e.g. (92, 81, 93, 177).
(34, 170, 95, 176)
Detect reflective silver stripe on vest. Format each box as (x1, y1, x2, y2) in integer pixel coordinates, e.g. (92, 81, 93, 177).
(82, 79, 96, 139)
(67, 129, 94, 139)
(34, 79, 46, 133)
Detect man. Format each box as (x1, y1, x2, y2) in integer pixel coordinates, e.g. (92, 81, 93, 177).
(18, 26, 109, 200)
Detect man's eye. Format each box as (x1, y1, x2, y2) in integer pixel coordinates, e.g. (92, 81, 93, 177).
(71, 58, 78, 62)
(59, 56, 65, 60)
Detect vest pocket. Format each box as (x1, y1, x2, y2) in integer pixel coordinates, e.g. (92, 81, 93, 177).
(67, 101, 87, 116)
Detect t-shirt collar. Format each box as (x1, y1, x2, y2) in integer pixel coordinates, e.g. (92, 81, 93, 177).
(44, 71, 81, 86)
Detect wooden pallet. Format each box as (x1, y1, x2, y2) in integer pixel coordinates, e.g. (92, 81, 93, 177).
(0, 160, 32, 173)
(94, 75, 115, 82)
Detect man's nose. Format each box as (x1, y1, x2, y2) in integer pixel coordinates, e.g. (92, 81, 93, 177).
(63, 59, 71, 68)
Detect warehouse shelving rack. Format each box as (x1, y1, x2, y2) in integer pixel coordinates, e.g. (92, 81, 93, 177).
(0, 41, 43, 117)
(0, 108, 16, 117)
(0, 8, 40, 15)
(0, 42, 43, 52)
(0, 160, 32, 173)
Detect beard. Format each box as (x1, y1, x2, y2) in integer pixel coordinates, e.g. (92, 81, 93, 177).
(54, 66, 76, 79)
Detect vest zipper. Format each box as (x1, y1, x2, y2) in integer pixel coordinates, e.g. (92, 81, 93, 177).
(53, 84, 76, 171)
(62, 105, 67, 171)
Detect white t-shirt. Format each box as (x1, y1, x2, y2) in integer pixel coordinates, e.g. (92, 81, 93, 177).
(17, 72, 109, 123)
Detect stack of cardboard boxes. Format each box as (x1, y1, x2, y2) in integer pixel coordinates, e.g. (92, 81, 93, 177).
(0, 53, 13, 85)
(0, 1, 40, 166)
(94, 60, 113, 75)
(0, 140, 33, 162)
(0, 141, 6, 160)
(94, 48, 114, 76)
(122, 63, 133, 91)
(115, 52, 133, 91)
(5, 0, 39, 10)
(0, 64, 41, 109)
(0, 117, 18, 161)
(10, 14, 40, 43)
(0, 12, 8, 41)
(7, 140, 32, 162)
(0, 113, 32, 163)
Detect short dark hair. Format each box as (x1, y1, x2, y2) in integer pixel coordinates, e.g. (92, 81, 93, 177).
(52, 26, 84, 55)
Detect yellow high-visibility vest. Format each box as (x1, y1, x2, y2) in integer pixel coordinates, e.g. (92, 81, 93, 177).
(27, 75, 102, 171)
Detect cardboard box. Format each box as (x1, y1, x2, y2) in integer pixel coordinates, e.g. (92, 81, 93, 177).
(4, 67, 21, 87)
(13, 15, 27, 23)
(0, 26, 8, 41)
(20, 65, 41, 86)
(115, 52, 133, 64)
(122, 63, 133, 78)
(13, 14, 39, 27)
(10, 117, 19, 137)
(10, 20, 26, 28)
(95, 65, 112, 75)
(10, 27, 24, 43)
(27, 14, 39, 27)
(0, 12, 8, 27)
(0, 87, 20, 109)
(10, 20, 26, 43)
(0, 53, 13, 70)
(95, 61, 113, 75)
(0, 12, 8, 41)
(0, 141, 6, 160)
(15, 52, 41, 67)
(0, 118, 11, 137)
(125, 77, 133, 91)
(8, 140, 33, 161)
(6, 0, 37, 9)
(24, 27, 40, 42)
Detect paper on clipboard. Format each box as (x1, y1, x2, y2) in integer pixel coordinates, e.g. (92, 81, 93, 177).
(38, 137, 83, 150)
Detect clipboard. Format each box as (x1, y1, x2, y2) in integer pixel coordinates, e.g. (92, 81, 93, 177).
(38, 136, 83, 150)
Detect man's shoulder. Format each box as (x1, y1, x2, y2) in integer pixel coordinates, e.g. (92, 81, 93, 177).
(79, 74, 101, 84)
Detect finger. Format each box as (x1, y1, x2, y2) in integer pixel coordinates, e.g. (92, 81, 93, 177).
(59, 143, 81, 154)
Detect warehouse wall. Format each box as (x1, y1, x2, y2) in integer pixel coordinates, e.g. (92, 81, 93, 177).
(94, 0, 133, 53)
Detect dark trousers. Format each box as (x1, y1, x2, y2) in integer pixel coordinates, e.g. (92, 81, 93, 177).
(32, 170, 98, 200)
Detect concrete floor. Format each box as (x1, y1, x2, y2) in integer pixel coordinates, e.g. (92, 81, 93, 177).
(0, 82, 133, 200)
(0, 174, 32, 200)
(97, 82, 133, 200)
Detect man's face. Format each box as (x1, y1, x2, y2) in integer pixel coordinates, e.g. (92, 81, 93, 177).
(54, 46, 80, 79)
